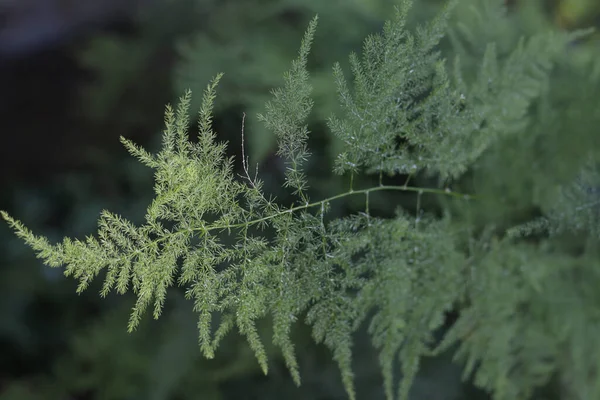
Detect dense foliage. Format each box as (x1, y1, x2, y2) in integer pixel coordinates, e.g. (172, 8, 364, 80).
(3, 1, 600, 399)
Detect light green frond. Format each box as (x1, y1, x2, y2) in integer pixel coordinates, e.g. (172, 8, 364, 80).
(197, 72, 223, 147)
(120, 136, 159, 168)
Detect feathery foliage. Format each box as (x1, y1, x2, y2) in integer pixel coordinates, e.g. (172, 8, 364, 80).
(3, 1, 599, 399)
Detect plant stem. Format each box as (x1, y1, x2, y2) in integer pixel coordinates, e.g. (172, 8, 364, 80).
(208, 184, 475, 232)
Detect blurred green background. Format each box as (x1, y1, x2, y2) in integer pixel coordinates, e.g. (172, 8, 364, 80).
(1, 0, 599, 399)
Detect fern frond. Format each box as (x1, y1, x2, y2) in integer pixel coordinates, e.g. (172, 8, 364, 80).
(258, 16, 318, 202)
(328, 0, 477, 179)
(4, 2, 597, 400)
(329, 0, 587, 181)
